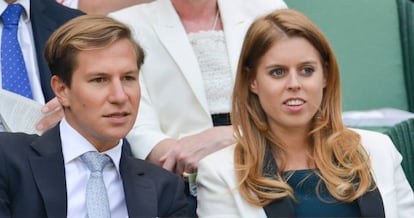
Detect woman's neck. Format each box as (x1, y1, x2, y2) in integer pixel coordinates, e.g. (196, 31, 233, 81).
(171, 0, 222, 33)
(271, 126, 315, 170)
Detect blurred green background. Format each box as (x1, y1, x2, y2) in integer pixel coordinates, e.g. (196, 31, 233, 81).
(285, 0, 407, 111)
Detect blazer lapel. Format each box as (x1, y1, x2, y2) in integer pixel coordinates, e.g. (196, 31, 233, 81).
(29, 0, 83, 101)
(263, 197, 295, 217)
(29, 126, 67, 218)
(151, 0, 210, 115)
(218, 0, 254, 78)
(120, 143, 158, 217)
(262, 146, 296, 217)
(30, 0, 57, 44)
(357, 188, 385, 217)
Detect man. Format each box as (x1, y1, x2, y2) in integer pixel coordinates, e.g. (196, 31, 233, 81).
(1, 0, 83, 103)
(0, 0, 83, 132)
(0, 15, 189, 217)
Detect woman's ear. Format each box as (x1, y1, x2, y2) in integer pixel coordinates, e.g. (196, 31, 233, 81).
(250, 79, 258, 94)
(248, 67, 258, 94)
(50, 75, 70, 107)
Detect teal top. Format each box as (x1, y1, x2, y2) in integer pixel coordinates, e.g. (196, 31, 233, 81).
(284, 169, 361, 217)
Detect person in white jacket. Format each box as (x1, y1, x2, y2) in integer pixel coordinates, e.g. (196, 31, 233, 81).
(197, 9, 414, 217)
(108, 0, 287, 176)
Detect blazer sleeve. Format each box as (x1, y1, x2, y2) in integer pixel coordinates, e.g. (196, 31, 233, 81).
(109, 5, 172, 160)
(358, 129, 414, 217)
(126, 75, 170, 159)
(162, 175, 192, 217)
(196, 145, 259, 218)
(387, 138, 414, 217)
(197, 157, 241, 217)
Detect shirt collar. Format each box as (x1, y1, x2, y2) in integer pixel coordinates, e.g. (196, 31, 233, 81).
(0, 0, 31, 23)
(60, 118, 124, 173)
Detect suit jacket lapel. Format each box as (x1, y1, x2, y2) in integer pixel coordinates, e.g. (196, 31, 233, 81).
(29, 0, 83, 101)
(29, 126, 67, 218)
(218, 0, 251, 78)
(151, 0, 210, 116)
(30, 0, 58, 101)
(120, 143, 158, 217)
(262, 146, 296, 217)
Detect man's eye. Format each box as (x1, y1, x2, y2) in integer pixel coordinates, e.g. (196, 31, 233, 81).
(124, 76, 137, 81)
(91, 78, 106, 83)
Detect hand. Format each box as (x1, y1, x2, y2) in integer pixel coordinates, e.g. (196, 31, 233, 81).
(160, 126, 235, 175)
(36, 97, 64, 132)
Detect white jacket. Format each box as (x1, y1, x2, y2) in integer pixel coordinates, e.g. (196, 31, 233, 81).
(109, 0, 288, 159)
(197, 129, 414, 217)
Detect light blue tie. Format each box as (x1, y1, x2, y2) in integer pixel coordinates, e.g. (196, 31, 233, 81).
(1, 4, 32, 99)
(81, 151, 112, 218)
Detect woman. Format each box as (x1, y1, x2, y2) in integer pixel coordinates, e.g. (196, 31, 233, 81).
(197, 9, 414, 217)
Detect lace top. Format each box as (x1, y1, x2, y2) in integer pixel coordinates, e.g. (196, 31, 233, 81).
(188, 30, 233, 114)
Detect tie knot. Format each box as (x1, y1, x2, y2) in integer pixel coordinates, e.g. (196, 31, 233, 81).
(81, 151, 111, 173)
(2, 4, 23, 26)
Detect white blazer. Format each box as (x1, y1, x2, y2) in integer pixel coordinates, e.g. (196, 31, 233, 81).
(109, 0, 288, 159)
(197, 129, 414, 217)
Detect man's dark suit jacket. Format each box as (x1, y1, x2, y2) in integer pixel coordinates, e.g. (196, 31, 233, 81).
(31, 0, 84, 101)
(0, 126, 189, 217)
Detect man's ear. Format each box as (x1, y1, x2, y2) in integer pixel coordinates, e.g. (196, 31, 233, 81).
(50, 75, 70, 107)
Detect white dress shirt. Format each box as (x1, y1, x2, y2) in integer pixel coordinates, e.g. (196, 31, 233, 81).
(60, 118, 128, 218)
(0, 0, 45, 104)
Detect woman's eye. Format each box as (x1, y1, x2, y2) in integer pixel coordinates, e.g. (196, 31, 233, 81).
(303, 67, 315, 75)
(270, 68, 284, 77)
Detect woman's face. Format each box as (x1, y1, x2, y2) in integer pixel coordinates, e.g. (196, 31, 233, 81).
(250, 36, 326, 133)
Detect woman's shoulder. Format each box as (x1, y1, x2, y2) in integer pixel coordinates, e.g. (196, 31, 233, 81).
(349, 128, 399, 160)
(351, 128, 390, 141)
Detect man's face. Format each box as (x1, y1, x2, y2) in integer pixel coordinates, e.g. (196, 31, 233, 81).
(53, 39, 140, 151)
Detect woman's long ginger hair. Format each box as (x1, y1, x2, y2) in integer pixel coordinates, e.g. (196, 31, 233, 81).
(231, 9, 374, 206)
